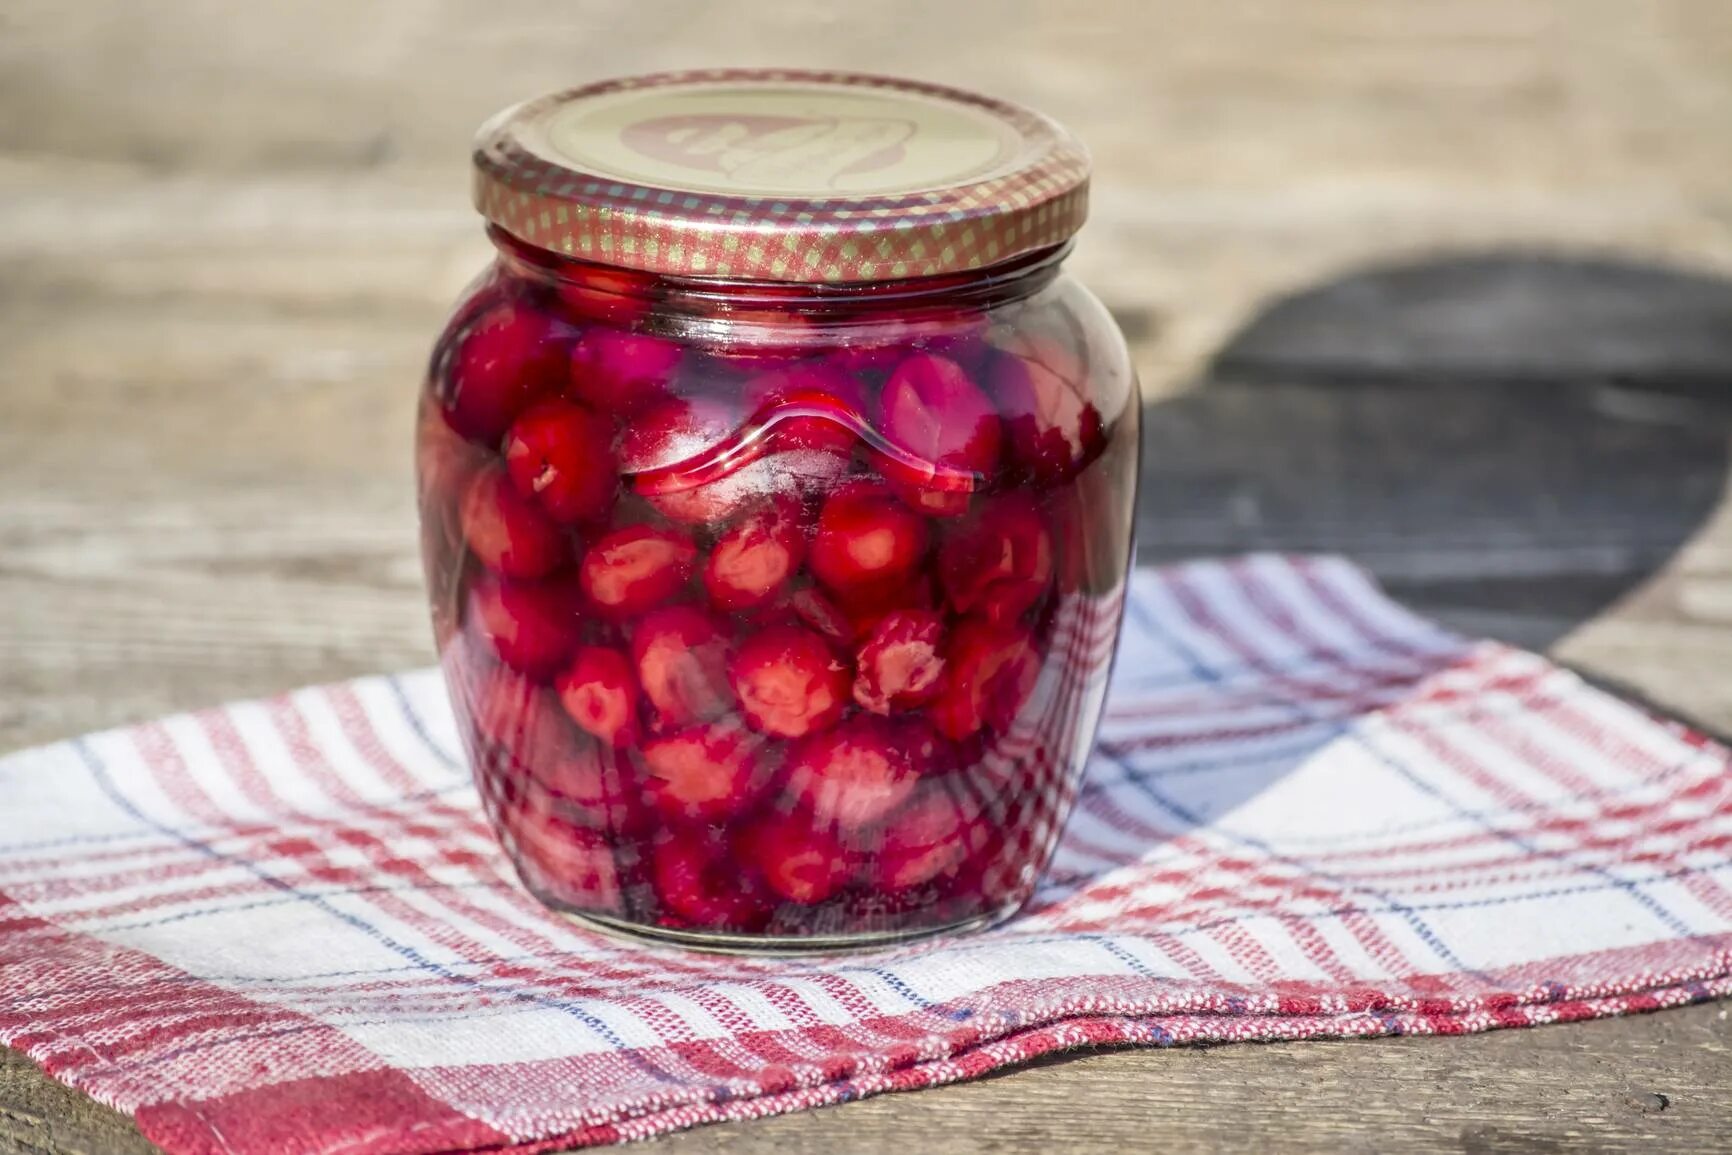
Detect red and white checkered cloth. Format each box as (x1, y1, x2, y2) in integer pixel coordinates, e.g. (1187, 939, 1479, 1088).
(4, 555, 1730, 1155)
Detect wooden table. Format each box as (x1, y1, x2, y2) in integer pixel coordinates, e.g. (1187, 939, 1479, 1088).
(3, 3, 1730, 1150)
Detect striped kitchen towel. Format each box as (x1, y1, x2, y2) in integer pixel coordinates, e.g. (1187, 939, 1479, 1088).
(2, 555, 1729, 1154)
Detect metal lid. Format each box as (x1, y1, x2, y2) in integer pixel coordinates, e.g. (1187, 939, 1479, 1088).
(473, 69, 1090, 283)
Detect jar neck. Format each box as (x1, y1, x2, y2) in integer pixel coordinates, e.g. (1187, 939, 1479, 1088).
(488, 225, 1069, 316)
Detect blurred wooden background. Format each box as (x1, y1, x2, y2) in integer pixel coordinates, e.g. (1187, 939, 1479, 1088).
(3, 2, 1731, 1151)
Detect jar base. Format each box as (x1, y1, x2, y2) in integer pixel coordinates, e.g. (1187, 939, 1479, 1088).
(558, 905, 1019, 956)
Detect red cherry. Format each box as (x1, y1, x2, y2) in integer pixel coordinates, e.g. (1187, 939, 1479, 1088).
(852, 609, 947, 714)
(620, 396, 740, 474)
(938, 493, 1055, 625)
(809, 482, 930, 606)
(787, 585, 855, 646)
(439, 299, 567, 443)
(504, 802, 622, 908)
(763, 574, 934, 664)
(641, 722, 768, 822)
(528, 735, 604, 799)
(531, 739, 649, 835)
(503, 399, 617, 525)
(631, 605, 734, 726)
(579, 525, 697, 617)
(704, 495, 807, 611)
(460, 466, 570, 579)
(467, 572, 583, 678)
(555, 646, 640, 747)
(466, 665, 580, 765)
(784, 715, 919, 829)
(879, 352, 1002, 476)
(928, 620, 1041, 740)
(567, 329, 682, 416)
(836, 571, 939, 643)
(990, 336, 1106, 486)
(650, 836, 773, 930)
(645, 464, 779, 526)
(887, 481, 973, 519)
(743, 361, 866, 458)
(872, 778, 986, 891)
(555, 265, 657, 327)
(875, 353, 1001, 517)
(621, 395, 768, 524)
(730, 625, 850, 738)
(734, 813, 849, 904)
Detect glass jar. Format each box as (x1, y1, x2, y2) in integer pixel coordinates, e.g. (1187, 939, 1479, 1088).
(417, 71, 1139, 951)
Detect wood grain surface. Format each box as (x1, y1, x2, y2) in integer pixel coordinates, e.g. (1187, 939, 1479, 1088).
(3, 2, 1731, 1151)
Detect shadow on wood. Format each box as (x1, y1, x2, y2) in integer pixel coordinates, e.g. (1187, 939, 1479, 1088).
(1137, 252, 1732, 653)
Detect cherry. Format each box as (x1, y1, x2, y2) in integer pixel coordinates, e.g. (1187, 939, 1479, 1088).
(621, 395, 767, 524)
(704, 495, 807, 612)
(647, 465, 779, 527)
(734, 813, 850, 905)
(730, 625, 850, 738)
(555, 265, 657, 327)
(808, 482, 930, 606)
(872, 353, 1002, 518)
(938, 493, 1055, 626)
(438, 298, 567, 443)
(555, 645, 640, 747)
(503, 399, 616, 525)
(467, 571, 583, 678)
(928, 620, 1041, 740)
(579, 525, 697, 618)
(837, 572, 939, 643)
(743, 361, 866, 459)
(871, 778, 986, 891)
(649, 835, 773, 930)
(466, 664, 582, 769)
(852, 609, 947, 714)
(787, 585, 855, 646)
(527, 736, 603, 799)
(619, 395, 742, 474)
(990, 336, 1106, 486)
(784, 715, 919, 829)
(526, 737, 649, 835)
(887, 479, 973, 520)
(567, 329, 682, 416)
(504, 802, 622, 908)
(879, 352, 1002, 478)
(460, 466, 570, 579)
(631, 605, 734, 726)
(641, 722, 769, 822)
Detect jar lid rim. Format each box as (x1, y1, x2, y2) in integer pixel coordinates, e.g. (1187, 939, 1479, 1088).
(472, 69, 1090, 284)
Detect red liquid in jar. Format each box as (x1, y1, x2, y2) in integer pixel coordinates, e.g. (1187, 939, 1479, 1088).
(419, 247, 1138, 945)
